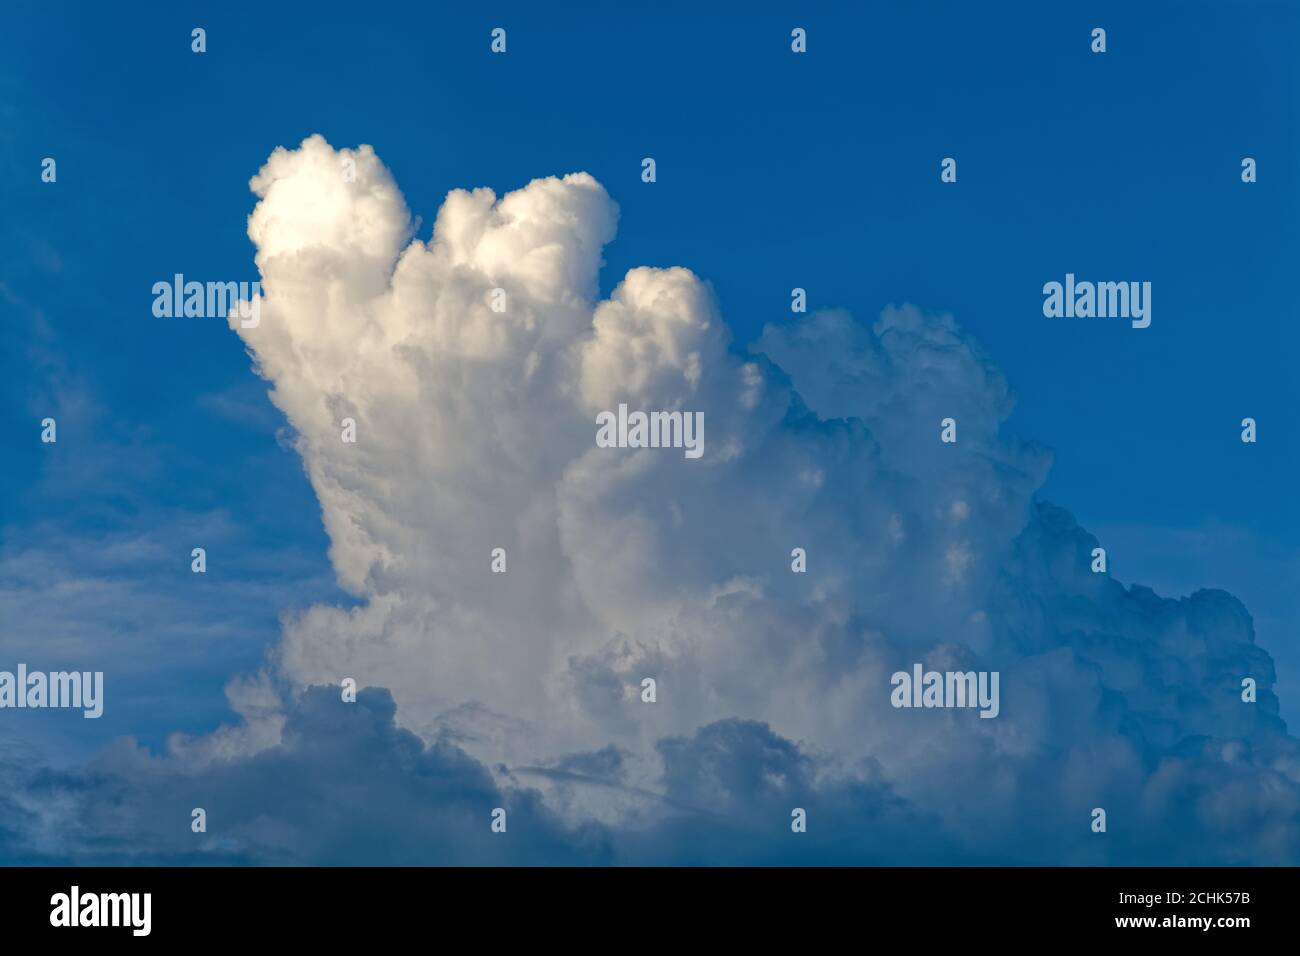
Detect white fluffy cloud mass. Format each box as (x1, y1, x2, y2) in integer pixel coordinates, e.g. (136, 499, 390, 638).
(205, 134, 1299, 863)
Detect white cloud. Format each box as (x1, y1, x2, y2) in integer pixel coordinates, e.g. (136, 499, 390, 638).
(211, 135, 1300, 862)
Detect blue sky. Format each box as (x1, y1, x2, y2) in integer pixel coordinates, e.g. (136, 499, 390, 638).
(2, 1, 1298, 864)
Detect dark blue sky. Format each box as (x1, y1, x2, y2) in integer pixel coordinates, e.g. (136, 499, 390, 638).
(2, 1, 1298, 864)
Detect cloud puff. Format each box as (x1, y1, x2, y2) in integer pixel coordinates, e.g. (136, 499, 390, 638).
(12, 134, 1291, 865)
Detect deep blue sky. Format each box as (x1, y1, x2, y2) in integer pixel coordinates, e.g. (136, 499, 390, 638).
(3, 0, 1298, 748)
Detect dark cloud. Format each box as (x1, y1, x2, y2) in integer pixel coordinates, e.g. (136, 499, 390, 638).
(3, 687, 610, 865)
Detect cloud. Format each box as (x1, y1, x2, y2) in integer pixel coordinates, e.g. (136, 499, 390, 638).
(3, 687, 607, 864)
(8, 134, 1296, 865)
(2, 686, 962, 865)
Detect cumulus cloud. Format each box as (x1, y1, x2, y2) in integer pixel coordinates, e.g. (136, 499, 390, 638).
(8, 134, 1294, 865)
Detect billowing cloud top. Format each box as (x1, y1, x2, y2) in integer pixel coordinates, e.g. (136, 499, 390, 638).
(9, 135, 1293, 866)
